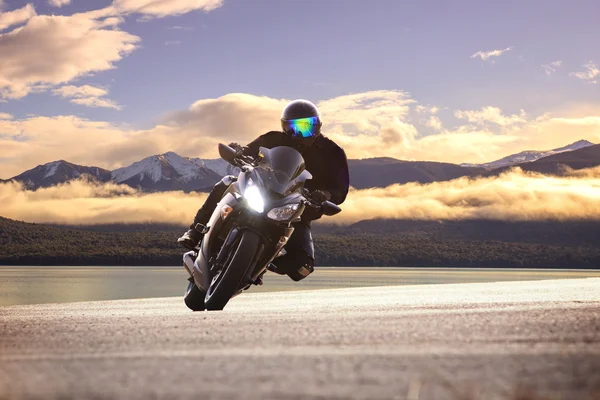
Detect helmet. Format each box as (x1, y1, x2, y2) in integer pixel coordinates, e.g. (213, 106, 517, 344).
(281, 99, 322, 141)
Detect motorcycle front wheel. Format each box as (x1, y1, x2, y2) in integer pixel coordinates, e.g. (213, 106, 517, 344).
(204, 230, 260, 311)
(184, 278, 206, 311)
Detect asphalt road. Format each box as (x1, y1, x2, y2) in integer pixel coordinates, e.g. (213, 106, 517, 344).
(1, 278, 599, 400)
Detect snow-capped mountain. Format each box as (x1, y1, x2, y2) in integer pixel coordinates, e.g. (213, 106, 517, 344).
(8, 160, 112, 189)
(461, 140, 595, 169)
(193, 158, 240, 178)
(111, 152, 221, 192)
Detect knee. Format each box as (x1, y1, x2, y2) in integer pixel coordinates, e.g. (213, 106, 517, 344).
(287, 254, 315, 282)
(214, 175, 237, 192)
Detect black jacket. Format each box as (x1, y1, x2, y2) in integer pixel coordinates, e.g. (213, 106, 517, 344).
(244, 131, 350, 206)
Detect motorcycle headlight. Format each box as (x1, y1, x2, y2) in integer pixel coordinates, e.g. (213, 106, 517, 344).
(267, 203, 300, 221)
(244, 185, 264, 213)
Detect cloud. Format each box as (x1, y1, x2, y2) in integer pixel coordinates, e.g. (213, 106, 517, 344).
(0, 179, 207, 225)
(48, 0, 71, 7)
(0, 112, 12, 120)
(542, 60, 562, 75)
(0, 4, 36, 31)
(2, 166, 600, 225)
(329, 166, 600, 224)
(454, 106, 527, 127)
(167, 25, 194, 31)
(570, 61, 600, 84)
(425, 116, 442, 131)
(470, 46, 513, 61)
(165, 40, 182, 46)
(2, 91, 600, 179)
(52, 85, 121, 109)
(415, 105, 439, 114)
(113, 0, 224, 18)
(0, 12, 140, 100)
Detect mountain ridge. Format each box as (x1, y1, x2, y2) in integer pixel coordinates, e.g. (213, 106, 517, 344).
(461, 139, 594, 169)
(3, 139, 598, 191)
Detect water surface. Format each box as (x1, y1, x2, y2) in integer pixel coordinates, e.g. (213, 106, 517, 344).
(1, 266, 599, 307)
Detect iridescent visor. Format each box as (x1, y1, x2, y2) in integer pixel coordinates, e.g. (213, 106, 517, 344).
(283, 117, 320, 138)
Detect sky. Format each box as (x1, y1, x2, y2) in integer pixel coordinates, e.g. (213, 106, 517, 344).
(1, 0, 600, 178)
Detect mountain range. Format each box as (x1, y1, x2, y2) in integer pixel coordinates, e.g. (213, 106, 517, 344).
(2, 139, 597, 192)
(460, 139, 594, 169)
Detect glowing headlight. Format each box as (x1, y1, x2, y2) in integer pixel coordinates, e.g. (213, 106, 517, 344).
(267, 203, 299, 221)
(244, 185, 264, 213)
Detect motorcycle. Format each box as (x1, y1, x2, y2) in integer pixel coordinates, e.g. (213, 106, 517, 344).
(182, 143, 341, 311)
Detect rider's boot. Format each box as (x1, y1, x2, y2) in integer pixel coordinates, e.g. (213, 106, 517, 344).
(177, 224, 205, 250)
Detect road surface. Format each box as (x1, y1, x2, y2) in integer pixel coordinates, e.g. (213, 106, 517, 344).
(1, 278, 599, 399)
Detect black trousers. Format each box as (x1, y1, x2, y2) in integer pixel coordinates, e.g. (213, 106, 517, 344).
(192, 177, 315, 281)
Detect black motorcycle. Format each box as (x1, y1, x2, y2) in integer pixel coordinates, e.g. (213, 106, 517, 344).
(182, 143, 341, 311)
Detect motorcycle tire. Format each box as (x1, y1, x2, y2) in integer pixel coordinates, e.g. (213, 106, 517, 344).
(205, 230, 260, 311)
(184, 279, 206, 311)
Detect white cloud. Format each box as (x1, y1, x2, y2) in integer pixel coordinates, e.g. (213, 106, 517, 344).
(470, 46, 513, 61)
(415, 105, 439, 114)
(113, 0, 224, 18)
(167, 25, 194, 31)
(53, 85, 109, 98)
(0, 4, 36, 31)
(570, 61, 600, 83)
(48, 0, 71, 7)
(542, 60, 562, 75)
(1, 91, 600, 179)
(454, 106, 527, 127)
(0, 13, 140, 100)
(71, 97, 121, 109)
(3, 166, 600, 225)
(0, 112, 12, 119)
(425, 116, 442, 131)
(53, 85, 122, 110)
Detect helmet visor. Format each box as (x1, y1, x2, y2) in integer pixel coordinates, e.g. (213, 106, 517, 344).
(282, 116, 320, 138)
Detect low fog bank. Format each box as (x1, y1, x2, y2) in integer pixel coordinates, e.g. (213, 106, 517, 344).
(1, 166, 600, 225)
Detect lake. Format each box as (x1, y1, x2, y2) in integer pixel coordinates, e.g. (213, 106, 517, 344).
(1, 266, 599, 307)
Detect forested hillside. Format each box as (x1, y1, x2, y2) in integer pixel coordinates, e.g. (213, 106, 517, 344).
(2, 217, 599, 268)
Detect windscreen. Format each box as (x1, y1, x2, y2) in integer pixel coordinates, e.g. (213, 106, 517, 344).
(253, 146, 312, 195)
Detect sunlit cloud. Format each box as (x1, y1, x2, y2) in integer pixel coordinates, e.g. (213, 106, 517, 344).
(0, 12, 139, 100)
(570, 61, 600, 84)
(0, 112, 12, 120)
(425, 116, 442, 131)
(52, 85, 122, 110)
(48, 0, 71, 7)
(454, 106, 527, 127)
(113, 0, 224, 18)
(330, 166, 600, 224)
(0, 4, 36, 31)
(2, 166, 600, 225)
(470, 46, 513, 61)
(542, 60, 562, 75)
(1, 91, 600, 179)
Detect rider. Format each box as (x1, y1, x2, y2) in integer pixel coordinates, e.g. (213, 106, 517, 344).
(177, 99, 350, 281)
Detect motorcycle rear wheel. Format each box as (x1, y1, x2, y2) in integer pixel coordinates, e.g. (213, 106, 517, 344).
(205, 230, 260, 311)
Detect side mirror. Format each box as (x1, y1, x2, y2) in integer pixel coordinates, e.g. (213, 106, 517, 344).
(218, 143, 237, 164)
(321, 200, 341, 216)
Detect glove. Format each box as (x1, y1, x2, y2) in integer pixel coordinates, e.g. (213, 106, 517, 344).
(228, 142, 244, 155)
(311, 190, 332, 204)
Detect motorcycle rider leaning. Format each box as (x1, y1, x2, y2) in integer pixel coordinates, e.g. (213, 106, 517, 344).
(178, 99, 350, 281)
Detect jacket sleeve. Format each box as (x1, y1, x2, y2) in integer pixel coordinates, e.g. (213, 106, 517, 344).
(244, 131, 283, 158)
(327, 147, 350, 205)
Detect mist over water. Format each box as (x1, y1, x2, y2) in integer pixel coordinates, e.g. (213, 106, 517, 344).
(1, 166, 600, 225)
